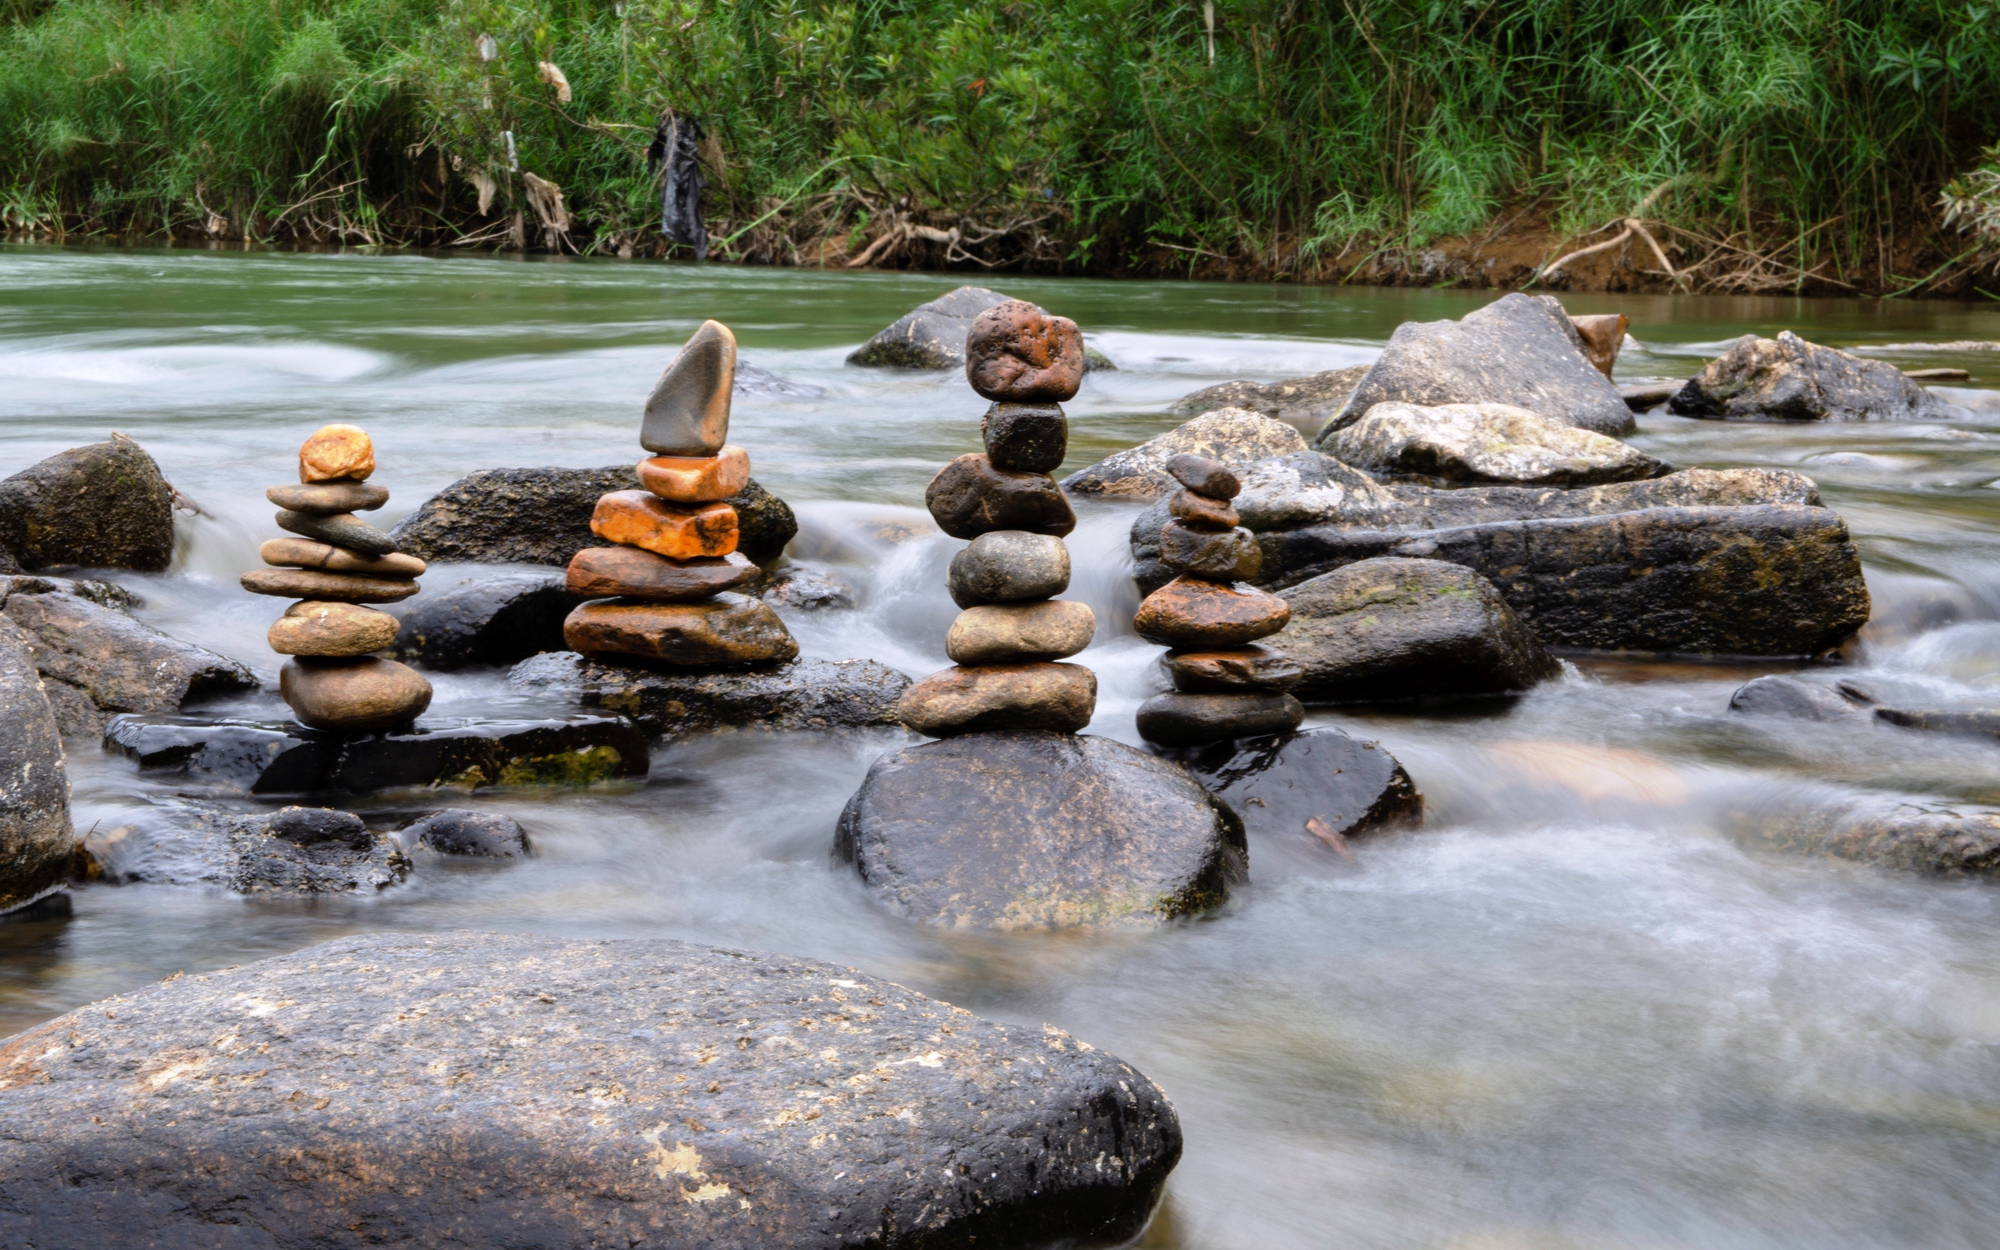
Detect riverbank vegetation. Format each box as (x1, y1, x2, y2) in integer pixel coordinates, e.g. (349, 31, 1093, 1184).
(7, 0, 2000, 294)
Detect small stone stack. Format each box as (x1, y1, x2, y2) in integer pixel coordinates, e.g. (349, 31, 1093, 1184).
(561, 321, 798, 668)
(896, 300, 1097, 736)
(242, 425, 433, 732)
(1133, 454, 1305, 748)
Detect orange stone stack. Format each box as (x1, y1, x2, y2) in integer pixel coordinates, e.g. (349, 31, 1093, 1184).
(561, 321, 799, 668)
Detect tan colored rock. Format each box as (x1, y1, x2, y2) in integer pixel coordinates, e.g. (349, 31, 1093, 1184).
(267, 482, 389, 513)
(297, 425, 375, 484)
(561, 593, 798, 666)
(1134, 577, 1290, 648)
(946, 600, 1096, 665)
(279, 656, 432, 731)
(637, 446, 751, 503)
(241, 568, 420, 603)
(268, 601, 401, 657)
(642, 320, 736, 456)
(896, 663, 1097, 737)
(565, 547, 758, 602)
(1570, 314, 1629, 378)
(588, 491, 738, 560)
(260, 538, 424, 579)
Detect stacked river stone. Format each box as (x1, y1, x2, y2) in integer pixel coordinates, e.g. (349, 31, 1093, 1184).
(561, 321, 798, 667)
(896, 300, 1097, 735)
(1133, 454, 1306, 747)
(242, 425, 433, 732)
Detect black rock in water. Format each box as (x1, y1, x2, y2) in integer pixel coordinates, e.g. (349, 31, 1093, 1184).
(1135, 691, 1304, 747)
(81, 798, 406, 893)
(0, 633, 72, 913)
(388, 467, 797, 567)
(0, 931, 1181, 1248)
(394, 572, 577, 670)
(104, 713, 648, 794)
(836, 731, 1246, 929)
(1166, 728, 1423, 846)
(400, 808, 530, 857)
(266, 805, 371, 850)
(0, 435, 176, 573)
(510, 652, 908, 737)
(1727, 675, 1867, 722)
(1668, 331, 1950, 422)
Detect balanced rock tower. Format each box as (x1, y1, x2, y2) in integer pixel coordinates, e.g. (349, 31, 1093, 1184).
(243, 425, 434, 732)
(1133, 454, 1305, 747)
(895, 300, 1096, 734)
(561, 321, 799, 667)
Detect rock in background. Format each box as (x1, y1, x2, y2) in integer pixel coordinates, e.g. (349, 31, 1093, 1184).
(0, 633, 72, 913)
(846, 285, 1114, 370)
(511, 651, 908, 737)
(80, 801, 409, 893)
(0, 931, 1181, 1249)
(0, 436, 176, 574)
(1166, 365, 1370, 435)
(1325, 401, 1670, 488)
(1062, 409, 1306, 498)
(1669, 331, 1950, 421)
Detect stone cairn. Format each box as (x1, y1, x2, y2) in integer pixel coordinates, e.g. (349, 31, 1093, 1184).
(242, 425, 433, 732)
(895, 300, 1097, 736)
(1132, 454, 1306, 748)
(561, 320, 799, 668)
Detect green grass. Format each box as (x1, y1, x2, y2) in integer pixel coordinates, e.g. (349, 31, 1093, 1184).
(5, 0, 2000, 292)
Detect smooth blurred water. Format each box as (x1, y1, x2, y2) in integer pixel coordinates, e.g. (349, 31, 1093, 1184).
(6, 245, 2000, 1248)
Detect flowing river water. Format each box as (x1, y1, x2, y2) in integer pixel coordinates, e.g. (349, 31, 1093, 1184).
(5, 246, 2000, 1248)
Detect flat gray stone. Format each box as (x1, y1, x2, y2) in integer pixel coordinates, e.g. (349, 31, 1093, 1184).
(1166, 365, 1370, 435)
(1325, 401, 1670, 487)
(510, 652, 908, 737)
(0, 931, 1180, 1248)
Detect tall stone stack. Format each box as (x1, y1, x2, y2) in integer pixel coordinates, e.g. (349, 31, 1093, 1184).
(242, 425, 433, 732)
(561, 320, 799, 668)
(1133, 454, 1306, 748)
(895, 300, 1097, 736)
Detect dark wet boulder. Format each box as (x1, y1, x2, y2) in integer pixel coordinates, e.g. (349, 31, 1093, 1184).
(399, 808, 530, 857)
(1668, 331, 1950, 421)
(1061, 409, 1306, 499)
(1871, 706, 2000, 739)
(1727, 675, 1868, 722)
(1323, 401, 1669, 488)
(511, 651, 907, 737)
(104, 713, 648, 795)
(389, 468, 797, 567)
(0, 930, 1180, 1248)
(394, 572, 575, 670)
(79, 799, 406, 893)
(0, 576, 256, 736)
(1273, 558, 1558, 702)
(0, 634, 71, 913)
(0, 435, 175, 573)
(1320, 293, 1635, 436)
(837, 731, 1245, 930)
(1167, 365, 1370, 435)
(1165, 728, 1423, 847)
(846, 285, 1114, 371)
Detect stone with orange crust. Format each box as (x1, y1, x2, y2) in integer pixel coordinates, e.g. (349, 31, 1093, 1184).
(638, 446, 751, 503)
(297, 424, 375, 484)
(588, 491, 738, 560)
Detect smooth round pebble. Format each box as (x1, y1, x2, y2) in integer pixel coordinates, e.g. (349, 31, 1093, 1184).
(947, 530, 1071, 607)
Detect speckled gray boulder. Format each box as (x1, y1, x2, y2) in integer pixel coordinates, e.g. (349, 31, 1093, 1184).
(1326, 401, 1670, 487)
(0, 633, 70, 913)
(1062, 409, 1306, 500)
(0, 435, 175, 573)
(1668, 331, 1950, 421)
(0, 930, 1181, 1249)
(847, 286, 1114, 371)
(1167, 365, 1370, 435)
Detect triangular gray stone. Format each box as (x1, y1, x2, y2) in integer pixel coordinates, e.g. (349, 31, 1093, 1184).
(641, 320, 735, 455)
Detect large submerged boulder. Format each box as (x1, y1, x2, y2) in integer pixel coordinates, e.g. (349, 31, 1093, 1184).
(847, 286, 1114, 371)
(0, 931, 1180, 1248)
(1320, 293, 1635, 436)
(1166, 365, 1370, 434)
(0, 634, 71, 913)
(511, 652, 908, 737)
(0, 576, 256, 736)
(1668, 331, 1950, 421)
(389, 468, 796, 567)
(837, 731, 1245, 929)
(1061, 409, 1305, 499)
(1165, 728, 1422, 848)
(0, 435, 176, 573)
(1324, 401, 1669, 488)
(1273, 557, 1559, 701)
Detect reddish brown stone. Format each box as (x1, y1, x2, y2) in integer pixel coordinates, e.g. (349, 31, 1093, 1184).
(1134, 576, 1290, 648)
(565, 547, 758, 602)
(637, 446, 751, 504)
(1164, 454, 1239, 500)
(1165, 644, 1304, 693)
(279, 656, 432, 731)
(561, 594, 798, 666)
(925, 454, 1075, 540)
(1168, 488, 1240, 530)
(965, 300, 1085, 404)
(588, 491, 738, 559)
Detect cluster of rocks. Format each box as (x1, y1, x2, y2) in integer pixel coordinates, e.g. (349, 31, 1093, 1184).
(242, 426, 434, 732)
(1133, 455, 1304, 747)
(562, 321, 800, 670)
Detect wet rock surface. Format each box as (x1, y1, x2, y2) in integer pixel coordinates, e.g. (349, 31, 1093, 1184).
(0, 633, 72, 913)
(895, 662, 1097, 736)
(1063, 409, 1306, 499)
(1321, 294, 1634, 436)
(81, 798, 407, 893)
(0, 576, 256, 736)
(399, 808, 531, 857)
(563, 594, 801, 667)
(1135, 691, 1304, 747)
(394, 571, 577, 669)
(846, 285, 1113, 372)
(0, 435, 176, 573)
(1668, 331, 1950, 421)
(1167, 366, 1371, 435)
(925, 454, 1076, 539)
(1728, 793, 2000, 877)
(510, 651, 908, 737)
(104, 712, 649, 794)
(837, 731, 1245, 929)
(948, 531, 1070, 607)
(389, 467, 796, 567)
(1274, 557, 1559, 702)
(1728, 675, 1868, 722)
(744, 564, 857, 612)
(1165, 728, 1424, 846)
(1325, 401, 1670, 487)
(964, 300, 1084, 403)
(0, 930, 1180, 1249)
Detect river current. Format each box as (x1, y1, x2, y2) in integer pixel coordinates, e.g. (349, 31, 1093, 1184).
(5, 246, 2000, 1248)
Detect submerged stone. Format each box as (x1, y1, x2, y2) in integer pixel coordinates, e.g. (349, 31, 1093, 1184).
(510, 652, 908, 737)
(399, 808, 530, 858)
(1164, 727, 1424, 847)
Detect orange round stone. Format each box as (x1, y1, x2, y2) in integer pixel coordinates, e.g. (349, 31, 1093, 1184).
(298, 424, 375, 483)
